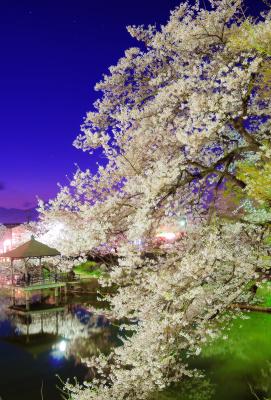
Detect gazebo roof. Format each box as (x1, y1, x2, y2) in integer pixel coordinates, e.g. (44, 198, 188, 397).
(0, 236, 61, 259)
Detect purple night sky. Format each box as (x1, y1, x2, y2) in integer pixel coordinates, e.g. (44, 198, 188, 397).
(0, 0, 264, 209)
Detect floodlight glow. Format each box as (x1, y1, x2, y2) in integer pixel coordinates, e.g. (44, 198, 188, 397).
(3, 239, 12, 252)
(156, 232, 176, 241)
(179, 217, 187, 228)
(58, 340, 67, 352)
(41, 222, 64, 243)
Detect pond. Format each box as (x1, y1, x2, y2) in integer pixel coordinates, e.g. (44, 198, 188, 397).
(0, 283, 120, 400)
(0, 282, 271, 400)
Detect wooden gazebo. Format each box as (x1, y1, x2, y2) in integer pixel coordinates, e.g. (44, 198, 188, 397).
(0, 236, 65, 309)
(0, 235, 61, 286)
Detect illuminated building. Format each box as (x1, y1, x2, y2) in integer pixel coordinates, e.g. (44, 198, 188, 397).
(0, 223, 33, 255)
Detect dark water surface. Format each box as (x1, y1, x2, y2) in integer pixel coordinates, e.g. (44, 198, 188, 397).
(1, 283, 271, 400)
(0, 286, 119, 400)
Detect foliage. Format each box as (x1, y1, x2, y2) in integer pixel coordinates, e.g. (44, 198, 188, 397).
(74, 261, 103, 278)
(228, 17, 271, 100)
(228, 19, 271, 56)
(236, 156, 271, 246)
(237, 160, 271, 206)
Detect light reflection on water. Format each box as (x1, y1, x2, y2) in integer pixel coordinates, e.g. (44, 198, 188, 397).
(0, 289, 120, 400)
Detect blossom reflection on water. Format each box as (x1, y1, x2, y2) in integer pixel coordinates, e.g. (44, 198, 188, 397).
(0, 291, 119, 400)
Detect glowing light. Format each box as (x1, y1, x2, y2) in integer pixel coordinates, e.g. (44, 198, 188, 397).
(51, 340, 68, 361)
(156, 232, 176, 241)
(58, 340, 67, 352)
(178, 217, 187, 228)
(3, 239, 12, 253)
(41, 222, 64, 244)
(133, 239, 143, 246)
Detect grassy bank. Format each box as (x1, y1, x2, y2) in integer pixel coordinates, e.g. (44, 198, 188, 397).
(74, 261, 104, 279)
(255, 281, 271, 307)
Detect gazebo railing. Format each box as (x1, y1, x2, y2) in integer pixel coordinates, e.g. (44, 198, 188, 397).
(0, 273, 11, 286)
(17, 272, 80, 287)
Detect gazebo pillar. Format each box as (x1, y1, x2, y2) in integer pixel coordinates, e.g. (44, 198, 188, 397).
(56, 311, 59, 335)
(54, 287, 59, 306)
(26, 316, 30, 343)
(25, 291, 30, 311)
(11, 258, 15, 306)
(11, 258, 14, 285)
(39, 257, 42, 281)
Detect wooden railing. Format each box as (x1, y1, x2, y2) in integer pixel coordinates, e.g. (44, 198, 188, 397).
(0, 272, 80, 287)
(17, 272, 80, 287)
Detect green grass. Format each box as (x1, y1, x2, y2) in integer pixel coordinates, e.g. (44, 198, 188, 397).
(73, 261, 103, 279)
(255, 281, 271, 307)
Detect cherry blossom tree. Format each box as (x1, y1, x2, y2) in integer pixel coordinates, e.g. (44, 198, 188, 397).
(39, 0, 271, 398)
(40, 0, 270, 252)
